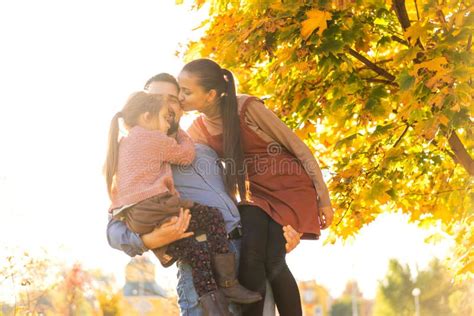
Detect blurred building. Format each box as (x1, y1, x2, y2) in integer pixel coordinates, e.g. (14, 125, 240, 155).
(299, 280, 332, 316)
(120, 255, 179, 316)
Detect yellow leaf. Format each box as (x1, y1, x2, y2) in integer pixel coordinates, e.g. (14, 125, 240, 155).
(430, 93, 445, 108)
(270, 2, 283, 11)
(355, 37, 371, 53)
(454, 11, 465, 28)
(301, 10, 332, 39)
(295, 123, 316, 138)
(451, 103, 461, 112)
(339, 166, 361, 178)
(438, 114, 450, 126)
(425, 69, 453, 89)
(457, 260, 474, 276)
(385, 147, 404, 159)
(415, 118, 440, 140)
(414, 57, 448, 74)
(295, 62, 310, 71)
(404, 22, 428, 46)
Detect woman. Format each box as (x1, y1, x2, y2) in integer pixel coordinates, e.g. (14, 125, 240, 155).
(178, 59, 333, 316)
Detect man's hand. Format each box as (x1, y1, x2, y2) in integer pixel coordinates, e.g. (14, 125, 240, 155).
(283, 225, 302, 253)
(141, 208, 193, 249)
(319, 206, 334, 229)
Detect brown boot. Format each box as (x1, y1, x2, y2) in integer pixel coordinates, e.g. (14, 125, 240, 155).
(212, 253, 263, 304)
(199, 290, 231, 316)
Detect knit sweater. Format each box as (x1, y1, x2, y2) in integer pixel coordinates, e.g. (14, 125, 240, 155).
(109, 126, 195, 211)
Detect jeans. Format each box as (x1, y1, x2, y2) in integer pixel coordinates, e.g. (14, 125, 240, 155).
(176, 238, 276, 316)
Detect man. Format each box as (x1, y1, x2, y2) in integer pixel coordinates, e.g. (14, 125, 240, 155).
(107, 73, 301, 315)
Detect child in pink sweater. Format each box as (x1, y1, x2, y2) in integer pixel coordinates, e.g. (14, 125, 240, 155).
(104, 91, 261, 314)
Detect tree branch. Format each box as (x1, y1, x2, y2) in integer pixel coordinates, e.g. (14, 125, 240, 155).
(447, 131, 474, 176)
(414, 0, 421, 21)
(393, 124, 410, 147)
(436, 9, 449, 32)
(356, 58, 395, 70)
(391, 35, 409, 46)
(438, 37, 474, 176)
(336, 199, 353, 226)
(392, 1, 425, 57)
(403, 188, 472, 196)
(346, 47, 396, 81)
(392, 0, 411, 31)
(431, 139, 459, 163)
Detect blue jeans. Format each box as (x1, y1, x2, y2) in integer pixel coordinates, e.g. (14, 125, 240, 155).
(176, 239, 276, 316)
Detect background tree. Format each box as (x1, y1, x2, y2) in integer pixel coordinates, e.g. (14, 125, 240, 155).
(180, 0, 473, 278)
(373, 258, 473, 315)
(0, 249, 61, 315)
(0, 249, 123, 315)
(330, 298, 353, 316)
(373, 259, 415, 316)
(330, 280, 373, 316)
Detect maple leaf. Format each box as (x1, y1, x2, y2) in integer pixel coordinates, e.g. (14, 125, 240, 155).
(414, 57, 449, 74)
(404, 22, 428, 46)
(301, 10, 332, 39)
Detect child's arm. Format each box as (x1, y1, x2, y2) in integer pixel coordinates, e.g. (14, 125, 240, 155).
(149, 129, 196, 165)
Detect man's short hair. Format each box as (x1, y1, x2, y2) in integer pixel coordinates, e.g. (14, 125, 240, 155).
(144, 73, 179, 91)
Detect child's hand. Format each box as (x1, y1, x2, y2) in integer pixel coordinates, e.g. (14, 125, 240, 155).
(141, 208, 193, 249)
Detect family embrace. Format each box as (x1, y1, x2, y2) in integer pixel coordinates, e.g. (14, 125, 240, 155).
(106, 59, 333, 316)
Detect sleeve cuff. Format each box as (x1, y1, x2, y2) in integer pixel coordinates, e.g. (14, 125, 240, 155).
(128, 232, 149, 254)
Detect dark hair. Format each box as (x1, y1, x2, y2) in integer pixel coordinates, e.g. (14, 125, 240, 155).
(144, 73, 179, 91)
(182, 59, 248, 201)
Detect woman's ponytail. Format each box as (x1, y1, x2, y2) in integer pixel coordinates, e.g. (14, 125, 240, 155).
(221, 68, 249, 202)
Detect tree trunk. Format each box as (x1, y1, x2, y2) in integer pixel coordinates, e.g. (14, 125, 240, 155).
(448, 131, 474, 176)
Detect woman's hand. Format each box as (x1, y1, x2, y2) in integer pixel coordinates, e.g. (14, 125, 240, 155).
(283, 225, 302, 253)
(140, 208, 194, 249)
(319, 206, 334, 229)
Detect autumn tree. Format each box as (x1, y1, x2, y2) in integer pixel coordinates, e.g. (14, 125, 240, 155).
(0, 249, 61, 314)
(330, 281, 373, 316)
(0, 250, 122, 315)
(373, 258, 473, 315)
(180, 0, 473, 278)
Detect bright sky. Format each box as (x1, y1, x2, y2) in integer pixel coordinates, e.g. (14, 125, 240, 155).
(0, 0, 453, 304)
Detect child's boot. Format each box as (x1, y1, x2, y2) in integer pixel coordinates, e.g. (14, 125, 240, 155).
(212, 253, 262, 304)
(199, 290, 231, 316)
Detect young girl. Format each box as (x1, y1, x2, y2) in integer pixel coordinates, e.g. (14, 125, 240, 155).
(178, 59, 334, 316)
(104, 91, 261, 315)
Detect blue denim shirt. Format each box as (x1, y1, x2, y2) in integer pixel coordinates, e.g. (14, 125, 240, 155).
(107, 144, 241, 257)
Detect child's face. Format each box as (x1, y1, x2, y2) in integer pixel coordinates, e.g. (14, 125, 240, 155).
(154, 105, 171, 133)
(139, 105, 171, 133)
